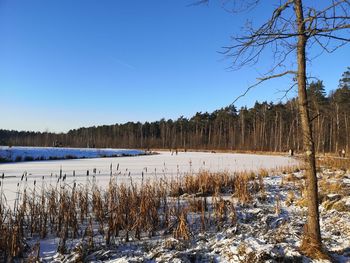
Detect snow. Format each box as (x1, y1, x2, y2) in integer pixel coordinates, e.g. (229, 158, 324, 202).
(0, 150, 298, 178)
(4, 150, 349, 262)
(0, 150, 298, 207)
(0, 146, 145, 162)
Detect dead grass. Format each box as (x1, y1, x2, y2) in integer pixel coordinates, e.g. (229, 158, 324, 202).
(318, 156, 350, 170)
(173, 210, 191, 240)
(319, 178, 345, 196)
(285, 191, 296, 207)
(0, 165, 301, 261)
(233, 173, 252, 205)
(258, 168, 269, 177)
(323, 200, 348, 212)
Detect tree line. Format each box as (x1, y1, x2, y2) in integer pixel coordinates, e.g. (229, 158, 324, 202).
(1, 68, 349, 153)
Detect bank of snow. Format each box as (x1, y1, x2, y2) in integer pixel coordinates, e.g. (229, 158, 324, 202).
(0, 146, 145, 162)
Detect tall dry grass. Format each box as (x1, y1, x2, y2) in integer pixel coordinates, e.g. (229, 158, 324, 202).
(317, 156, 350, 170)
(0, 167, 278, 260)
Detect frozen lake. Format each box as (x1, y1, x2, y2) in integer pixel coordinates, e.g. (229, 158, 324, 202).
(0, 146, 144, 162)
(0, 151, 298, 206)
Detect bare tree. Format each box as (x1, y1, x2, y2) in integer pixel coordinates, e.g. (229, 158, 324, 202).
(200, 0, 350, 259)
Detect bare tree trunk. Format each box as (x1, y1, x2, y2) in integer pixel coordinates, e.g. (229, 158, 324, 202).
(241, 110, 245, 149)
(279, 112, 282, 152)
(294, 0, 324, 257)
(296, 111, 300, 151)
(345, 113, 349, 154)
(320, 117, 325, 155)
(274, 112, 278, 152)
(316, 109, 321, 153)
(140, 124, 143, 148)
(286, 119, 295, 150)
(330, 120, 333, 152)
(336, 103, 340, 153)
(263, 106, 267, 150)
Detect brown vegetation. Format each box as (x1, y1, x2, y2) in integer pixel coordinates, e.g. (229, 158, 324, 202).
(0, 169, 267, 261)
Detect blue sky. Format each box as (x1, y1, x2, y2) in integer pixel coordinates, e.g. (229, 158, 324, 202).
(1, 0, 349, 132)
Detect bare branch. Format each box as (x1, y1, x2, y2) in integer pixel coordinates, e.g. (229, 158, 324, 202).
(276, 82, 298, 102)
(230, 70, 297, 105)
(219, 0, 349, 71)
(315, 33, 350, 42)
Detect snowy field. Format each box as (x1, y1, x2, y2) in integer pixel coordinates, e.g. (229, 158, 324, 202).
(0, 146, 145, 162)
(0, 151, 298, 206)
(0, 151, 349, 262)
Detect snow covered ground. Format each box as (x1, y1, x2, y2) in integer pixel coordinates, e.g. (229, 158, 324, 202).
(43, 167, 350, 263)
(25, 165, 350, 263)
(0, 151, 349, 262)
(0, 151, 297, 206)
(0, 146, 145, 162)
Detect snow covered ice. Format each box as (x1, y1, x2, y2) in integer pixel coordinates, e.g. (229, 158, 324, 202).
(1, 149, 349, 262)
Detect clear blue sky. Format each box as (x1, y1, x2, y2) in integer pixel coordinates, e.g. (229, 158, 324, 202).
(1, 0, 349, 132)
